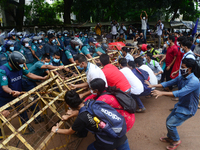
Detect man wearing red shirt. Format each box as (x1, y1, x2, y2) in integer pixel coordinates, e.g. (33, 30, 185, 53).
(164, 36, 178, 90)
(99, 54, 131, 93)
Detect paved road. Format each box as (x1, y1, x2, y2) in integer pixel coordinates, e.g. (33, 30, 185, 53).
(77, 88, 200, 150)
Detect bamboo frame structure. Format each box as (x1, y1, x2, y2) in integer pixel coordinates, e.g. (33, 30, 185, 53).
(0, 50, 125, 150)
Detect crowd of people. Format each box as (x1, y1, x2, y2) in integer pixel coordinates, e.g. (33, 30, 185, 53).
(0, 16, 200, 149)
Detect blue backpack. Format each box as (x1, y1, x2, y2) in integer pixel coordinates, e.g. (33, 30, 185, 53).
(79, 100, 127, 138)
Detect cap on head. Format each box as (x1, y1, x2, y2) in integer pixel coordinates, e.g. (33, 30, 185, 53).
(88, 37, 97, 44)
(9, 51, 26, 71)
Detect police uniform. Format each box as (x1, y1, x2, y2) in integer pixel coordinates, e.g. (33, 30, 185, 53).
(81, 45, 91, 56)
(51, 58, 64, 66)
(45, 43, 59, 57)
(20, 46, 35, 69)
(64, 37, 71, 47)
(0, 63, 29, 123)
(62, 45, 82, 65)
(0, 51, 9, 66)
(14, 39, 22, 51)
(93, 47, 106, 57)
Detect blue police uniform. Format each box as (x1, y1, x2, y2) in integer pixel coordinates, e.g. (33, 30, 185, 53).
(20, 46, 35, 69)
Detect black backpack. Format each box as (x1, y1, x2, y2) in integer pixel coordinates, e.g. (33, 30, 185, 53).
(99, 87, 136, 113)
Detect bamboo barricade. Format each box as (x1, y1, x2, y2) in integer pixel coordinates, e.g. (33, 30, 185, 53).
(0, 50, 123, 150)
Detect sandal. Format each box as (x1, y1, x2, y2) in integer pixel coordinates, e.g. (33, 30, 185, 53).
(171, 98, 179, 101)
(166, 141, 181, 150)
(159, 137, 173, 143)
(136, 107, 146, 113)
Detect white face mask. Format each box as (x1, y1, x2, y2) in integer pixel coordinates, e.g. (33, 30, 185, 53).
(163, 44, 167, 48)
(39, 39, 42, 43)
(19, 64, 24, 68)
(91, 90, 97, 95)
(25, 43, 29, 47)
(177, 42, 180, 46)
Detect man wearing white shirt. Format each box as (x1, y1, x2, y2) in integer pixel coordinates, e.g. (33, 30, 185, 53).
(155, 19, 164, 49)
(119, 58, 146, 113)
(135, 57, 158, 87)
(140, 10, 148, 40)
(120, 47, 134, 62)
(71, 54, 107, 98)
(118, 23, 127, 38)
(111, 20, 119, 41)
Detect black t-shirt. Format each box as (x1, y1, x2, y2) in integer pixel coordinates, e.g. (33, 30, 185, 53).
(72, 111, 127, 150)
(137, 37, 146, 44)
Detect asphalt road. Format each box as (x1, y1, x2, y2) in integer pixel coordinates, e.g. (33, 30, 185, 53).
(77, 87, 200, 150)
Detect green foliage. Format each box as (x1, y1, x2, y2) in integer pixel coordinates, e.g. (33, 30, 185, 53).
(24, 0, 62, 25)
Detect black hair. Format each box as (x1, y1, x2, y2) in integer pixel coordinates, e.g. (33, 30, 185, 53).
(118, 58, 127, 67)
(42, 54, 50, 60)
(75, 54, 87, 63)
(137, 42, 143, 46)
(128, 61, 136, 69)
(182, 40, 192, 49)
(168, 36, 175, 42)
(100, 54, 110, 66)
(90, 78, 106, 94)
(182, 58, 200, 78)
(122, 47, 128, 53)
(177, 36, 187, 44)
(54, 51, 61, 57)
(134, 57, 143, 66)
(64, 90, 82, 109)
(147, 52, 153, 58)
(187, 36, 193, 42)
(147, 45, 152, 49)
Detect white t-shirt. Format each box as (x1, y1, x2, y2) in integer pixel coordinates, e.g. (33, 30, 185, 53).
(111, 24, 118, 35)
(141, 19, 148, 30)
(85, 63, 108, 87)
(157, 23, 164, 36)
(120, 67, 144, 95)
(139, 64, 158, 86)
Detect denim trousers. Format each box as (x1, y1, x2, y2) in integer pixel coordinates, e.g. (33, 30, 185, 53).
(87, 139, 130, 150)
(166, 108, 192, 141)
(142, 29, 146, 40)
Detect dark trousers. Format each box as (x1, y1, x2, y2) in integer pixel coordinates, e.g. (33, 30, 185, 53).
(164, 66, 173, 90)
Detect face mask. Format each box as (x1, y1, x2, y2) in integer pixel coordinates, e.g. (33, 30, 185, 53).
(180, 68, 188, 76)
(91, 90, 97, 95)
(77, 66, 84, 70)
(45, 62, 49, 65)
(163, 44, 167, 48)
(180, 48, 184, 53)
(196, 39, 200, 44)
(19, 36, 22, 39)
(34, 41, 38, 44)
(143, 17, 145, 20)
(177, 42, 180, 46)
(91, 45, 94, 49)
(85, 35, 87, 38)
(0, 46, 2, 52)
(53, 58, 60, 63)
(10, 46, 14, 51)
(167, 41, 170, 45)
(64, 34, 67, 37)
(19, 64, 24, 68)
(39, 39, 42, 43)
(52, 39, 56, 44)
(25, 43, 29, 47)
(140, 36, 143, 38)
(75, 45, 79, 50)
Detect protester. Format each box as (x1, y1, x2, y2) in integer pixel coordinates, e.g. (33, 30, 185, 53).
(52, 90, 130, 150)
(155, 19, 164, 49)
(148, 58, 200, 150)
(120, 47, 134, 62)
(140, 10, 148, 39)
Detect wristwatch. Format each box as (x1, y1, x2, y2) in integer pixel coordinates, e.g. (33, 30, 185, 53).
(55, 128, 59, 133)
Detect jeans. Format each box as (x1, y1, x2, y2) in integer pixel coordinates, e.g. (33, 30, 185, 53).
(87, 139, 130, 150)
(166, 109, 192, 141)
(131, 89, 151, 109)
(142, 29, 146, 40)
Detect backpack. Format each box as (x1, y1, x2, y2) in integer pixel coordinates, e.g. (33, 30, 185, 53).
(100, 87, 136, 114)
(79, 100, 127, 138)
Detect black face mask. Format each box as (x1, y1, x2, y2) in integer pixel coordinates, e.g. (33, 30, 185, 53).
(140, 36, 143, 38)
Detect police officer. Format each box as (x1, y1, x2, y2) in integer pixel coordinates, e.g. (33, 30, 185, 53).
(0, 37, 8, 66)
(87, 37, 105, 57)
(61, 37, 83, 65)
(7, 29, 16, 41)
(15, 32, 23, 51)
(63, 30, 71, 47)
(0, 51, 46, 131)
(56, 31, 64, 55)
(83, 33, 88, 45)
(20, 38, 39, 69)
(3, 40, 16, 63)
(31, 36, 42, 63)
(45, 33, 60, 57)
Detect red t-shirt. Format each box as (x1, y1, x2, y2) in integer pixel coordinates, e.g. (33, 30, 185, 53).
(102, 64, 131, 92)
(165, 44, 178, 66)
(85, 94, 135, 132)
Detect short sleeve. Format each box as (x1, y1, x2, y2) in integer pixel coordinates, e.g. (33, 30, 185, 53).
(65, 50, 73, 59)
(81, 47, 90, 55)
(72, 114, 87, 132)
(0, 70, 8, 86)
(60, 61, 64, 66)
(173, 46, 178, 57)
(45, 44, 50, 54)
(22, 67, 29, 75)
(35, 62, 44, 69)
(31, 45, 37, 52)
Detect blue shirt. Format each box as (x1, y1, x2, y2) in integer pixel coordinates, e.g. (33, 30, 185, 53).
(161, 73, 199, 116)
(191, 44, 195, 51)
